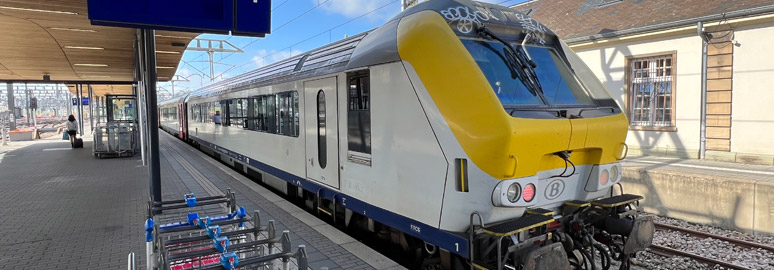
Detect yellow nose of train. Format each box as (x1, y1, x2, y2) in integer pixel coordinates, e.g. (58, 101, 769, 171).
(397, 10, 628, 179)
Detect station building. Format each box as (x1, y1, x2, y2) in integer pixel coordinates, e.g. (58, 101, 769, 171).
(514, 0, 774, 165)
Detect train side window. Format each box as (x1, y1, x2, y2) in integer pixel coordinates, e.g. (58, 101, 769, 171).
(277, 91, 300, 137)
(317, 90, 327, 169)
(213, 101, 222, 125)
(347, 70, 371, 155)
(265, 95, 277, 133)
(228, 99, 248, 128)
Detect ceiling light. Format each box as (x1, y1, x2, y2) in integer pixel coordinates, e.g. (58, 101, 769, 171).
(155, 34, 191, 39)
(0, 6, 78, 15)
(156, 66, 175, 69)
(74, 64, 108, 67)
(49, 27, 97, 32)
(156, 50, 180, 54)
(65, 46, 104, 50)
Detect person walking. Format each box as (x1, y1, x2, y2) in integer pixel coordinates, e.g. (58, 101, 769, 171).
(66, 115, 78, 146)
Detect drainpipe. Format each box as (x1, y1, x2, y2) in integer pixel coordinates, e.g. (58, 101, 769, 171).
(698, 22, 709, 159)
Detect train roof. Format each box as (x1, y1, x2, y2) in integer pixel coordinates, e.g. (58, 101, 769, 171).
(185, 31, 370, 101)
(185, 0, 555, 101)
(159, 94, 189, 106)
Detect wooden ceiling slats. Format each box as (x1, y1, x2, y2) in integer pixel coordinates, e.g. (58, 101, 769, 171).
(0, 0, 198, 94)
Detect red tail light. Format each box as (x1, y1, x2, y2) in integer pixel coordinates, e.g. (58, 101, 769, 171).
(523, 183, 536, 202)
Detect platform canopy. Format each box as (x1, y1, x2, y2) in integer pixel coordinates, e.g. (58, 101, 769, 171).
(0, 0, 198, 94)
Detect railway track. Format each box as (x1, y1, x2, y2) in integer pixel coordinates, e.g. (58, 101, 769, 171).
(648, 222, 774, 270)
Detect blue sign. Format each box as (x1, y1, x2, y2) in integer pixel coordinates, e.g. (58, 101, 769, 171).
(87, 0, 271, 36)
(72, 98, 89, 105)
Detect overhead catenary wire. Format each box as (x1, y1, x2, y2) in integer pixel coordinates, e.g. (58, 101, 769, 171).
(219, 0, 332, 63)
(215, 0, 399, 79)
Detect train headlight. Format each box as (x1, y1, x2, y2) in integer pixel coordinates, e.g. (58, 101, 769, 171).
(523, 183, 536, 202)
(610, 165, 619, 183)
(506, 183, 521, 203)
(600, 169, 609, 186)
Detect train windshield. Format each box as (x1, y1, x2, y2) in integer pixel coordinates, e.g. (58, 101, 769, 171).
(461, 39, 596, 108)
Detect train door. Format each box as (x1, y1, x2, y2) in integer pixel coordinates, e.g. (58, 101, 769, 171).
(304, 77, 340, 189)
(178, 103, 186, 140)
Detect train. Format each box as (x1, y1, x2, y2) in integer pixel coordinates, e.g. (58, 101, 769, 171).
(158, 0, 654, 269)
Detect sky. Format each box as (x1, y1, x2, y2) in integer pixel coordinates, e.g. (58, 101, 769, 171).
(158, 0, 527, 97)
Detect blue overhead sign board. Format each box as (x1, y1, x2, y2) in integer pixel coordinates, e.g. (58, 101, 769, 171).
(87, 0, 271, 36)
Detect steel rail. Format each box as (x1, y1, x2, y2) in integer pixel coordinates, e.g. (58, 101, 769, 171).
(655, 222, 774, 252)
(648, 244, 752, 270)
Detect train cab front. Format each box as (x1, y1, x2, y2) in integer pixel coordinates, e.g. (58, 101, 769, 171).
(395, 0, 654, 269)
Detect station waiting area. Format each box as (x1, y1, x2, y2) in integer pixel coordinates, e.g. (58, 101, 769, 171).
(0, 131, 403, 270)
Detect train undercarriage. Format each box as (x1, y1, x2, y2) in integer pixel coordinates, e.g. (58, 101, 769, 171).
(467, 192, 654, 270)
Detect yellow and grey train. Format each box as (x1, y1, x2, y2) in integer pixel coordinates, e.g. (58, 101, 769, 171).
(158, 0, 654, 269)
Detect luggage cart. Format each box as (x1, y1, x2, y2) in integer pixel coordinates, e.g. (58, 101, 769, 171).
(94, 94, 138, 159)
(145, 191, 309, 270)
(93, 121, 137, 158)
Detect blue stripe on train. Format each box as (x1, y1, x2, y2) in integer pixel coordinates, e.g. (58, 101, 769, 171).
(189, 135, 470, 258)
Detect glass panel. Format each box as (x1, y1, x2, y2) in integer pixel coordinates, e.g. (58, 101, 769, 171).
(347, 71, 371, 154)
(461, 39, 543, 106)
(110, 98, 136, 122)
(317, 90, 327, 169)
(462, 39, 596, 107)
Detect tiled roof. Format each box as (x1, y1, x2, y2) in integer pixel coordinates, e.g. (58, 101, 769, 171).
(512, 0, 774, 40)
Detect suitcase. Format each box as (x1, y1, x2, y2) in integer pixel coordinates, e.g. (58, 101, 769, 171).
(73, 138, 84, 148)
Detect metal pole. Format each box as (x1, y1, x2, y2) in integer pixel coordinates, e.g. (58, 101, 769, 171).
(88, 84, 94, 132)
(1, 115, 6, 146)
(5, 82, 14, 131)
(24, 83, 30, 126)
(698, 22, 708, 159)
(78, 84, 85, 136)
(135, 30, 147, 166)
(143, 29, 162, 204)
(208, 51, 215, 81)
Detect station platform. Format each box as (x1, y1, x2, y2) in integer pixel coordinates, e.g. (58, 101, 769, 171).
(0, 132, 403, 269)
(621, 156, 774, 235)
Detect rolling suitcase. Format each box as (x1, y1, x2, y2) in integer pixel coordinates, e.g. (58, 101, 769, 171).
(73, 138, 84, 148)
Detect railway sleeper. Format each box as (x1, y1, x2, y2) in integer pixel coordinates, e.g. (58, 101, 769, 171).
(468, 194, 655, 270)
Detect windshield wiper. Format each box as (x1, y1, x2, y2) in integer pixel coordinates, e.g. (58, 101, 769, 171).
(477, 26, 545, 100)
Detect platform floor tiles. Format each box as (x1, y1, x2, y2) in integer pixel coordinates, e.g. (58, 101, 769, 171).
(0, 133, 402, 270)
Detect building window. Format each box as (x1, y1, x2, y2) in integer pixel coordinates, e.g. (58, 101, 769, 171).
(628, 53, 675, 128)
(347, 70, 371, 154)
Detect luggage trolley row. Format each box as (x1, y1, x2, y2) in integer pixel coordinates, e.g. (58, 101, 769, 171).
(144, 190, 310, 270)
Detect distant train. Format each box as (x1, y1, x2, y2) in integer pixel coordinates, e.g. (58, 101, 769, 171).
(159, 0, 653, 269)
